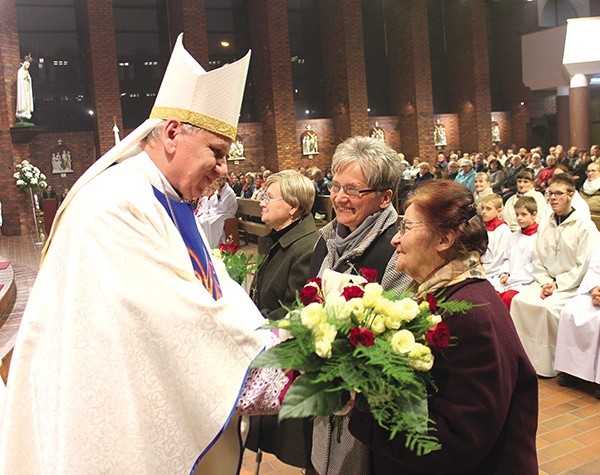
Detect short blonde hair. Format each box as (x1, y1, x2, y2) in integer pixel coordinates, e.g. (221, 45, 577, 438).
(475, 172, 490, 183)
(481, 193, 503, 210)
(265, 170, 315, 218)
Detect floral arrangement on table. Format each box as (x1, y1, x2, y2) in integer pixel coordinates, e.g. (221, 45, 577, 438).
(211, 238, 263, 285)
(13, 160, 47, 190)
(251, 268, 472, 456)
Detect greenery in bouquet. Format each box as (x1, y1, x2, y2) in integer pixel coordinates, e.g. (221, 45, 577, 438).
(252, 267, 473, 456)
(14, 160, 47, 190)
(211, 239, 263, 285)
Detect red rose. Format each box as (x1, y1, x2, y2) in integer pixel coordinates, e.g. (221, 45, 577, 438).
(341, 285, 365, 301)
(359, 268, 378, 283)
(225, 242, 238, 253)
(349, 327, 375, 347)
(426, 293, 438, 311)
(218, 243, 227, 253)
(425, 321, 450, 351)
(299, 284, 323, 306)
(305, 277, 323, 289)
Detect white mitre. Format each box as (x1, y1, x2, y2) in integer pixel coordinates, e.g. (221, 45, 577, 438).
(43, 33, 251, 259)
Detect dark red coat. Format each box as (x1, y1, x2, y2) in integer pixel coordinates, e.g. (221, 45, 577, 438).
(349, 278, 538, 474)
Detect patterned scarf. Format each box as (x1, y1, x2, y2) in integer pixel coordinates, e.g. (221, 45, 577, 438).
(415, 251, 486, 299)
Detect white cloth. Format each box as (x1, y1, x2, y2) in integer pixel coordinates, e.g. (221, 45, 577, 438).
(582, 176, 600, 196)
(496, 229, 537, 292)
(502, 189, 547, 232)
(195, 183, 238, 249)
(510, 208, 598, 377)
(554, 248, 600, 383)
(0, 153, 269, 474)
(482, 223, 511, 287)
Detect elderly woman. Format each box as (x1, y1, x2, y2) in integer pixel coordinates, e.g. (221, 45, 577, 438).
(473, 172, 493, 214)
(348, 180, 539, 474)
(414, 162, 434, 186)
(309, 136, 411, 475)
(580, 161, 600, 214)
(245, 170, 319, 471)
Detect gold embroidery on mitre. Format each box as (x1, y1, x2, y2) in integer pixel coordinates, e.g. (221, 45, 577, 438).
(150, 106, 237, 141)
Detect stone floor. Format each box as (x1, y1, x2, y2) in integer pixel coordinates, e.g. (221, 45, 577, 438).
(1, 234, 599, 475)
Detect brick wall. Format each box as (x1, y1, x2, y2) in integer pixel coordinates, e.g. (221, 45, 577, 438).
(167, 0, 208, 64)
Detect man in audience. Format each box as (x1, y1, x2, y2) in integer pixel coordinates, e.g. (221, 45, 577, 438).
(510, 174, 598, 377)
(501, 153, 526, 202)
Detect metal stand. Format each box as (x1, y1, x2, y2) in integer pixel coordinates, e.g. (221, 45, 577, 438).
(28, 188, 44, 245)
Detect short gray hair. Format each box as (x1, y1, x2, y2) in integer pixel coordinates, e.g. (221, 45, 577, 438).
(143, 119, 202, 145)
(265, 170, 316, 218)
(331, 136, 402, 193)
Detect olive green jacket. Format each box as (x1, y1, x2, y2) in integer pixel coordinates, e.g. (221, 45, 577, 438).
(250, 214, 319, 320)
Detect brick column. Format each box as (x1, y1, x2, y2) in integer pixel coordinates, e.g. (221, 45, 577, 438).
(569, 74, 590, 149)
(77, 0, 123, 156)
(247, 0, 296, 171)
(319, 0, 369, 142)
(445, 0, 492, 153)
(386, 0, 434, 159)
(0, 0, 35, 235)
(167, 0, 208, 64)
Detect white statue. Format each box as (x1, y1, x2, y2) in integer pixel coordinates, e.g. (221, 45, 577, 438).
(16, 54, 34, 122)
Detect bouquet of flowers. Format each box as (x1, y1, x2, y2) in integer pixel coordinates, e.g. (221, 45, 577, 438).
(252, 268, 472, 456)
(14, 160, 47, 190)
(211, 238, 262, 285)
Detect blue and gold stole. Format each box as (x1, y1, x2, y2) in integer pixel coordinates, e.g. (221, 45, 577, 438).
(153, 186, 222, 300)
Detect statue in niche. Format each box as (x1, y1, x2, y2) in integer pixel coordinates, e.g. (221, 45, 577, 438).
(16, 53, 34, 123)
(434, 120, 447, 147)
(370, 121, 385, 142)
(301, 125, 319, 156)
(491, 121, 501, 143)
(228, 135, 245, 160)
(50, 140, 74, 174)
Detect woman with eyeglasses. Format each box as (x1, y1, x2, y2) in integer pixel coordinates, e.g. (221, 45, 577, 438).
(309, 136, 411, 475)
(245, 170, 320, 472)
(348, 180, 539, 474)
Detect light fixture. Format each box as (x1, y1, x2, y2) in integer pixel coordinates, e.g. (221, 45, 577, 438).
(520, 101, 525, 106)
(220, 41, 230, 48)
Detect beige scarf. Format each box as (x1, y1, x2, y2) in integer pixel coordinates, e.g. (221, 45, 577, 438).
(415, 251, 486, 299)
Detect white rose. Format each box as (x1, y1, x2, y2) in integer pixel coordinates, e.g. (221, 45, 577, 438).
(325, 294, 351, 320)
(13, 173, 19, 179)
(395, 298, 420, 322)
(429, 314, 442, 326)
(408, 343, 434, 372)
(391, 329, 416, 354)
(301, 302, 326, 329)
(315, 339, 332, 359)
(345, 298, 366, 322)
(362, 283, 384, 307)
(369, 315, 387, 335)
(16, 180, 25, 186)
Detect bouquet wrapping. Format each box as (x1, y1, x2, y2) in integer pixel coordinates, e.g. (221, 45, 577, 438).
(252, 268, 471, 456)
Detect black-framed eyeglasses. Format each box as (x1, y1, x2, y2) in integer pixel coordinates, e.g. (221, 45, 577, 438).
(327, 181, 376, 197)
(397, 219, 426, 235)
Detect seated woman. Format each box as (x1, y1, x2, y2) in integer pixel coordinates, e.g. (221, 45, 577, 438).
(245, 170, 320, 472)
(580, 161, 600, 214)
(473, 171, 493, 214)
(414, 162, 434, 186)
(488, 158, 505, 193)
(348, 180, 539, 475)
(310, 136, 411, 475)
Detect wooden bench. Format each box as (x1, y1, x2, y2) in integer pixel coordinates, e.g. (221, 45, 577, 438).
(313, 194, 334, 228)
(592, 213, 600, 232)
(236, 198, 270, 244)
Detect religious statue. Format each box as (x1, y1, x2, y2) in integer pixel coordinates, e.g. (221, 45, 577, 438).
(50, 140, 74, 174)
(370, 121, 385, 142)
(491, 121, 501, 143)
(16, 54, 34, 123)
(434, 120, 447, 147)
(301, 125, 319, 156)
(228, 135, 245, 160)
